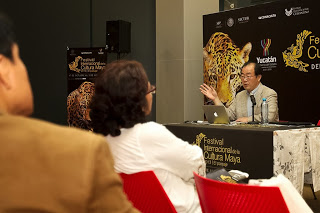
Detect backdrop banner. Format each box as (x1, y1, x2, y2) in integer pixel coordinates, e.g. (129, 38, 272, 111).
(203, 0, 320, 124)
(66, 47, 106, 129)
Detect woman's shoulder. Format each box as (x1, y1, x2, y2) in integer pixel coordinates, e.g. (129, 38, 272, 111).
(136, 122, 171, 137)
(140, 121, 165, 130)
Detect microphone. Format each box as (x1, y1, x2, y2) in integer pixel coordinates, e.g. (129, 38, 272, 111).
(250, 94, 256, 105)
(248, 94, 259, 124)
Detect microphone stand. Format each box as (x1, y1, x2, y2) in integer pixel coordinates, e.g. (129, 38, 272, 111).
(248, 95, 259, 124)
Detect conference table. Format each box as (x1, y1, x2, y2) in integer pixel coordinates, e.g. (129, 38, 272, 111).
(164, 122, 320, 194)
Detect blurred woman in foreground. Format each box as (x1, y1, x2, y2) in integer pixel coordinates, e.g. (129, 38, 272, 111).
(90, 60, 205, 213)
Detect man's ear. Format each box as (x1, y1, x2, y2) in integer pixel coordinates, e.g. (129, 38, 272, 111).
(0, 54, 12, 90)
(257, 74, 262, 82)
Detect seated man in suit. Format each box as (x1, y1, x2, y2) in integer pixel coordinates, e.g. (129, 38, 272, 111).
(0, 13, 138, 213)
(200, 62, 279, 123)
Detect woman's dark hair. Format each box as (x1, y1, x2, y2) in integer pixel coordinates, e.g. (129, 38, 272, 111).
(0, 13, 16, 60)
(89, 60, 149, 136)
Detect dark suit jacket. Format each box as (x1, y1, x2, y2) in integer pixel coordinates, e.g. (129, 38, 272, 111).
(0, 113, 139, 213)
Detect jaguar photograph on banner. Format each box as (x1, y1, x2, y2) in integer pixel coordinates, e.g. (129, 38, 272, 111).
(67, 47, 106, 129)
(203, 0, 320, 123)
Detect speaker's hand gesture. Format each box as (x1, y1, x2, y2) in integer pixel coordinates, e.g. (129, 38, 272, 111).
(200, 83, 218, 101)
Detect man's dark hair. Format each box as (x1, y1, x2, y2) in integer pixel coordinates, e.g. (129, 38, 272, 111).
(0, 13, 16, 60)
(242, 62, 262, 76)
(89, 60, 149, 136)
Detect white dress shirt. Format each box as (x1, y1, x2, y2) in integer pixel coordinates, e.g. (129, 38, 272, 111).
(106, 122, 205, 213)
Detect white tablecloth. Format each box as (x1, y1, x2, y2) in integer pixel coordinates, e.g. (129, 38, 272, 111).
(273, 127, 320, 194)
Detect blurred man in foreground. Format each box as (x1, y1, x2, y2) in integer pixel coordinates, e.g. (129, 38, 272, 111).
(0, 13, 138, 213)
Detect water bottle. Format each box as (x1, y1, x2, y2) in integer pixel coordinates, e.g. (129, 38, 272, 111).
(261, 98, 268, 124)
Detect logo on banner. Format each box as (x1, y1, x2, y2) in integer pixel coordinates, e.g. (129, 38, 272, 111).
(283, 30, 320, 72)
(193, 133, 240, 167)
(257, 38, 277, 71)
(193, 133, 206, 147)
(261, 39, 271, 56)
(81, 51, 92, 55)
(68, 55, 106, 73)
(285, 8, 293, 16)
(69, 56, 83, 73)
(216, 21, 222, 28)
(282, 30, 312, 72)
(285, 7, 309, 17)
(258, 13, 276, 20)
(238, 16, 249, 24)
(226, 18, 234, 27)
(98, 48, 105, 55)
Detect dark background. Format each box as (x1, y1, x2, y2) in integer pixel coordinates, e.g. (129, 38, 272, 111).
(0, 0, 156, 125)
(205, 0, 320, 124)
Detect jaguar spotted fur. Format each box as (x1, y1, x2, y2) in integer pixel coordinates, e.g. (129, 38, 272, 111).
(203, 32, 252, 107)
(67, 81, 95, 130)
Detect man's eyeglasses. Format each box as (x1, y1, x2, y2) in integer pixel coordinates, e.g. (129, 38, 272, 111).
(240, 75, 255, 80)
(147, 85, 156, 95)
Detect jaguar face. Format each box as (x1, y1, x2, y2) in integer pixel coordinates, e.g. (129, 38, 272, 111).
(203, 32, 252, 107)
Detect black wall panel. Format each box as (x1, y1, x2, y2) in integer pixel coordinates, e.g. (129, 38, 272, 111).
(1, 0, 156, 124)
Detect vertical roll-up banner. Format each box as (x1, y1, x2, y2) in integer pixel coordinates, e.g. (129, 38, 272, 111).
(67, 48, 106, 129)
(203, 0, 320, 124)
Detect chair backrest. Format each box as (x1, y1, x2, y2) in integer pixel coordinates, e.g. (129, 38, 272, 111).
(119, 171, 177, 213)
(193, 172, 290, 213)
